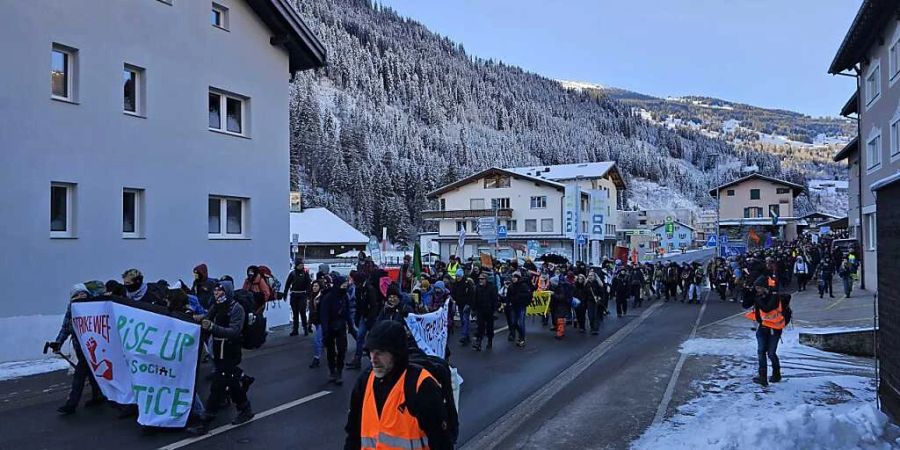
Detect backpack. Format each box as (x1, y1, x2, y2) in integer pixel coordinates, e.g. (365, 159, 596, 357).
(258, 265, 280, 301)
(405, 356, 459, 445)
(231, 289, 267, 349)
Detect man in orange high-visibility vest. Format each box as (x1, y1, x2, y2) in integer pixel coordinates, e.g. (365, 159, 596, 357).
(344, 320, 451, 450)
(744, 275, 787, 387)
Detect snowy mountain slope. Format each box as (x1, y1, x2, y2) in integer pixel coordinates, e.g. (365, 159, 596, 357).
(287, 0, 812, 240)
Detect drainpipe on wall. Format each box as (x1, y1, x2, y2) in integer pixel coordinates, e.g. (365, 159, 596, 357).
(854, 65, 865, 291)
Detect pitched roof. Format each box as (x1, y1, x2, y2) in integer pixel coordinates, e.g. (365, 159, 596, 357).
(708, 173, 805, 197)
(289, 208, 368, 244)
(828, 0, 898, 74)
(507, 162, 627, 189)
(833, 135, 859, 162)
(651, 221, 695, 232)
(800, 212, 842, 220)
(426, 167, 565, 198)
(840, 90, 859, 117)
(246, 0, 326, 73)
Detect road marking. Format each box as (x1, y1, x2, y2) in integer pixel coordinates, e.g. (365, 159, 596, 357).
(157, 390, 332, 450)
(696, 310, 745, 331)
(826, 296, 850, 310)
(461, 301, 665, 450)
(652, 293, 709, 425)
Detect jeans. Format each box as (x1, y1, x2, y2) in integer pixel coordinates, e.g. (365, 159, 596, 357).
(460, 305, 472, 341)
(504, 302, 515, 333)
(313, 325, 323, 359)
(688, 284, 701, 303)
(755, 326, 782, 374)
(511, 305, 527, 341)
(354, 320, 370, 360)
(842, 277, 853, 297)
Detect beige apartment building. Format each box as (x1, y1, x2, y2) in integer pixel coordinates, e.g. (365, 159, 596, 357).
(709, 173, 804, 248)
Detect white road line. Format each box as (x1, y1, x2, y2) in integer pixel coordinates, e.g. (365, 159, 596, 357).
(461, 301, 665, 450)
(652, 294, 709, 425)
(157, 390, 332, 450)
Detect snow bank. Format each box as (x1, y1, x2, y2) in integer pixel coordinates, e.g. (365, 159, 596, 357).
(0, 358, 70, 382)
(634, 329, 900, 449)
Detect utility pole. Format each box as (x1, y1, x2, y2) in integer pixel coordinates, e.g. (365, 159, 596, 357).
(712, 152, 721, 258)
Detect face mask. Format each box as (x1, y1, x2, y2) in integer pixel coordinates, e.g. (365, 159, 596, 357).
(194, 273, 200, 280)
(125, 282, 140, 293)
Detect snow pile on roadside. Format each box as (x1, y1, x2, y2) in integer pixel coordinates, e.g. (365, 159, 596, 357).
(0, 358, 70, 382)
(632, 329, 900, 450)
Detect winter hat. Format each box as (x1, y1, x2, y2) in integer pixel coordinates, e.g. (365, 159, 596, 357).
(215, 279, 234, 299)
(420, 279, 431, 290)
(364, 320, 409, 360)
(456, 269, 464, 278)
(70, 283, 89, 299)
(387, 283, 401, 299)
(434, 281, 447, 292)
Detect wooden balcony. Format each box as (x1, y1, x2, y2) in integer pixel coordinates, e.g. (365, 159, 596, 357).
(421, 208, 513, 220)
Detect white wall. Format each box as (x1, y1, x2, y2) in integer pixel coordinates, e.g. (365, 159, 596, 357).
(0, 0, 294, 362)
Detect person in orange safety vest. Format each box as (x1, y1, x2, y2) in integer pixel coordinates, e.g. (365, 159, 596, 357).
(744, 275, 788, 387)
(344, 320, 451, 450)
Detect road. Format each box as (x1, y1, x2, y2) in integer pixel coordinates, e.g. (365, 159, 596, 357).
(0, 255, 732, 449)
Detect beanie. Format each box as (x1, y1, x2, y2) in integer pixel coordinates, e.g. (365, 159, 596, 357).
(364, 320, 408, 360)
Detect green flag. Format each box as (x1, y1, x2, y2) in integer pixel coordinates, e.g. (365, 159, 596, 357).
(413, 242, 422, 280)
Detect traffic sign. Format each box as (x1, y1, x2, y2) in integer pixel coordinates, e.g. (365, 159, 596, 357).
(577, 234, 588, 246)
(720, 234, 728, 244)
(478, 217, 497, 243)
(497, 224, 508, 238)
(705, 234, 717, 248)
(664, 216, 675, 234)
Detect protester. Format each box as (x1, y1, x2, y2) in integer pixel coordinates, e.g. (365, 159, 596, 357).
(507, 272, 532, 347)
(51, 283, 108, 415)
(472, 273, 498, 351)
(191, 264, 217, 311)
(743, 275, 789, 387)
(283, 258, 313, 336)
(794, 256, 809, 291)
(122, 268, 165, 306)
(308, 279, 325, 369)
(188, 280, 253, 434)
(343, 321, 451, 449)
(320, 275, 354, 385)
(838, 257, 855, 298)
(242, 266, 271, 314)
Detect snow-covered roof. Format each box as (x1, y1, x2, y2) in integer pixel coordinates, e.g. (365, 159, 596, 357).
(508, 162, 615, 181)
(427, 167, 566, 198)
(289, 208, 368, 245)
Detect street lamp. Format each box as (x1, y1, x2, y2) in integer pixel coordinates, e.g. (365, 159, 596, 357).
(711, 152, 721, 258)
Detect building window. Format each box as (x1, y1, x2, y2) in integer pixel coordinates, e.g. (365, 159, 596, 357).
(470, 220, 478, 232)
(51, 44, 77, 101)
(211, 3, 229, 29)
(867, 134, 882, 171)
(504, 219, 517, 231)
(750, 189, 760, 200)
(483, 175, 510, 189)
(491, 198, 510, 209)
(470, 198, 485, 210)
(50, 183, 75, 238)
(525, 219, 537, 232)
(768, 204, 780, 217)
(743, 207, 763, 218)
(891, 40, 900, 83)
(776, 187, 790, 194)
(123, 188, 144, 238)
(123, 64, 145, 116)
(726, 189, 734, 196)
(209, 89, 247, 136)
(865, 64, 881, 106)
(455, 221, 467, 232)
(865, 213, 877, 251)
(891, 118, 900, 159)
(439, 198, 446, 211)
(540, 218, 553, 232)
(209, 196, 247, 238)
(530, 196, 547, 209)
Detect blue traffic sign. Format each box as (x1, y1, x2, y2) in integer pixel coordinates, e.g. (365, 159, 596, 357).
(720, 234, 728, 244)
(497, 225, 508, 238)
(705, 234, 717, 248)
(577, 234, 588, 246)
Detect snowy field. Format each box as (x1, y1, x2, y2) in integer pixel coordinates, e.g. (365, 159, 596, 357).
(633, 328, 900, 449)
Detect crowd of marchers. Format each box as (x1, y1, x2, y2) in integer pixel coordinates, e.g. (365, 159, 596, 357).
(46, 232, 860, 447)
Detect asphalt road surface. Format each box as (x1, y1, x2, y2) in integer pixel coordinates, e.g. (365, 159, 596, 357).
(0, 254, 732, 449)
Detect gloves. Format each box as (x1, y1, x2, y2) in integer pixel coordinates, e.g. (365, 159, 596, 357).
(201, 319, 212, 331)
(48, 341, 62, 353)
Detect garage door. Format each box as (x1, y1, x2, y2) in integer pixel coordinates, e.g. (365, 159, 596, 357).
(876, 181, 900, 422)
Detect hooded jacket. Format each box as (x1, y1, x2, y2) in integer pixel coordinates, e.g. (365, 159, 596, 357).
(192, 263, 217, 310)
(320, 276, 353, 333)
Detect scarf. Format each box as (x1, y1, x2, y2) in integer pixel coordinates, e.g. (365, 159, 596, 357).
(126, 283, 147, 301)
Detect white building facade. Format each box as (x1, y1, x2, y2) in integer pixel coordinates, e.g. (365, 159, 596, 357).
(0, 0, 325, 363)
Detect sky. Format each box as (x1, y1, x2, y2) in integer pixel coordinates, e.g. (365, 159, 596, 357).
(376, 0, 862, 118)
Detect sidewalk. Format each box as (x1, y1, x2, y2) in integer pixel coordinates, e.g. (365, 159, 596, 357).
(633, 285, 900, 449)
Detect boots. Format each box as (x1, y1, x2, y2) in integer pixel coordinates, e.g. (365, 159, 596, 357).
(752, 367, 769, 387)
(240, 375, 255, 394)
(769, 362, 782, 383)
(232, 403, 254, 425)
(472, 340, 482, 351)
(486, 338, 493, 350)
(187, 414, 214, 435)
(309, 357, 320, 368)
(56, 403, 76, 415)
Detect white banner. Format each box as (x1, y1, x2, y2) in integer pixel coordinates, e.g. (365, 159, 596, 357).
(405, 304, 448, 358)
(71, 299, 200, 428)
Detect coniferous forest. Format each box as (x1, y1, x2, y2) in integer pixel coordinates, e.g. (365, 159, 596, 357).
(289, 0, 806, 243)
